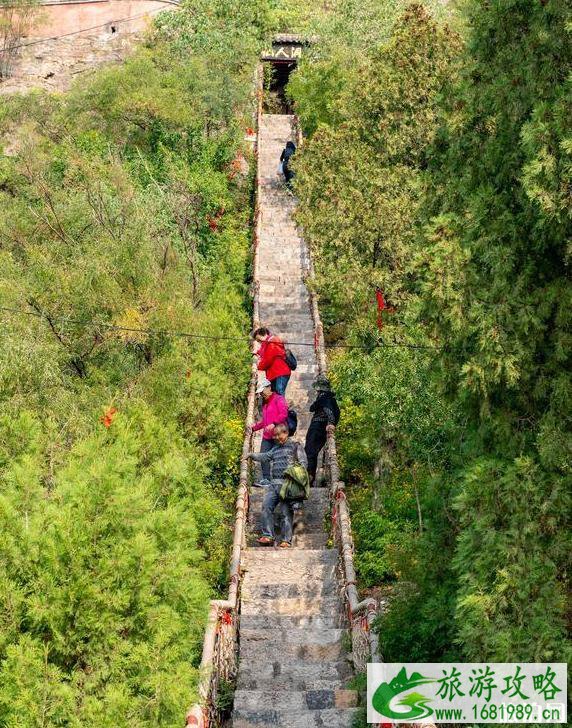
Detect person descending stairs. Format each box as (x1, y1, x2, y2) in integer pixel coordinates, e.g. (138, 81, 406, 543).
(231, 114, 358, 727)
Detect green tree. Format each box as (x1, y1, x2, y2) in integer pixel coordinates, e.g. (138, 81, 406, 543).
(419, 0, 571, 661)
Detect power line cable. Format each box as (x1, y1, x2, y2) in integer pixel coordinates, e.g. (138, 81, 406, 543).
(0, 305, 441, 351)
(7, 4, 176, 54)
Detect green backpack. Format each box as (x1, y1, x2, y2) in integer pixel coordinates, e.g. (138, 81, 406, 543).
(280, 463, 310, 502)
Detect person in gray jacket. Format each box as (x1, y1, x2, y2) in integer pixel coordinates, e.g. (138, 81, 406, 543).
(246, 423, 307, 548)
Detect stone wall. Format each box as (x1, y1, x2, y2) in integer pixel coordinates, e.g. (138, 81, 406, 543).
(0, 0, 176, 94)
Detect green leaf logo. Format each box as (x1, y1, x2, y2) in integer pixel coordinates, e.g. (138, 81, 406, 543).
(372, 667, 435, 720)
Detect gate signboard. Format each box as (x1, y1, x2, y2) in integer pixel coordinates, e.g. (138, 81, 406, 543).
(261, 34, 313, 62)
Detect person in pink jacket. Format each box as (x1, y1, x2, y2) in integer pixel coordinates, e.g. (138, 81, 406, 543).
(250, 378, 288, 487)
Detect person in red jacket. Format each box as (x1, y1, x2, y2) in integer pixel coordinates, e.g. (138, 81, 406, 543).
(249, 378, 289, 487)
(252, 327, 291, 396)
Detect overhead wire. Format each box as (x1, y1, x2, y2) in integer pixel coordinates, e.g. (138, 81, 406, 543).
(0, 305, 441, 351)
(1, 18, 438, 355)
(7, 3, 177, 54)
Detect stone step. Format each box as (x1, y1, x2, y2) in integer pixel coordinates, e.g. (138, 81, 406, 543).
(264, 317, 314, 325)
(239, 623, 346, 642)
(243, 546, 335, 566)
(293, 532, 331, 548)
(240, 616, 347, 646)
(240, 593, 342, 617)
(240, 613, 346, 631)
(257, 313, 310, 321)
(257, 266, 306, 271)
(239, 635, 346, 662)
(242, 546, 335, 578)
(241, 579, 338, 601)
(257, 295, 309, 303)
(233, 687, 354, 712)
(258, 311, 312, 319)
(236, 680, 347, 696)
(232, 706, 358, 728)
(236, 662, 350, 692)
(259, 323, 313, 332)
(257, 280, 308, 287)
(258, 310, 311, 318)
(258, 236, 301, 243)
(257, 298, 309, 306)
(257, 267, 304, 274)
(260, 229, 303, 236)
(257, 299, 309, 306)
(260, 302, 312, 312)
(262, 306, 312, 314)
(257, 268, 303, 275)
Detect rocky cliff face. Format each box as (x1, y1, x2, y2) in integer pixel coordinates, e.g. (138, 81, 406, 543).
(1, 31, 135, 94)
(0, 0, 173, 94)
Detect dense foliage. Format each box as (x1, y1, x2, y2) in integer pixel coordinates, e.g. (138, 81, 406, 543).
(289, 0, 571, 666)
(0, 1, 270, 724)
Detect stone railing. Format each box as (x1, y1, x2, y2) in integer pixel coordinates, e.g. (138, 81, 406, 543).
(185, 68, 264, 728)
(304, 204, 381, 674)
(184, 350, 257, 727)
(298, 103, 380, 671)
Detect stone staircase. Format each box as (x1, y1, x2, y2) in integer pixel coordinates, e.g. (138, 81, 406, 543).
(231, 114, 357, 728)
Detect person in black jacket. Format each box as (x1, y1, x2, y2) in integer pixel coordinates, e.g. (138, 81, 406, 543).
(305, 375, 340, 485)
(280, 141, 296, 189)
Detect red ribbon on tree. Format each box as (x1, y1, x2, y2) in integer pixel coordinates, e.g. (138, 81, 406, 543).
(375, 288, 386, 330)
(375, 288, 396, 330)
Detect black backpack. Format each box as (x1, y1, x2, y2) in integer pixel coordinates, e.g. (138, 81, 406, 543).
(284, 348, 297, 371)
(287, 408, 298, 436)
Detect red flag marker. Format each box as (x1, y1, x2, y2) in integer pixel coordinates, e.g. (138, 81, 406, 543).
(375, 288, 386, 330)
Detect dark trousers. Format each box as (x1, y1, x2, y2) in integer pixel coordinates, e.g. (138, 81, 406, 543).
(259, 438, 275, 480)
(305, 421, 327, 483)
(261, 482, 294, 544)
(271, 374, 290, 396)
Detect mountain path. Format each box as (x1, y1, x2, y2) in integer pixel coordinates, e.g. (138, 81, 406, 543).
(231, 114, 357, 728)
